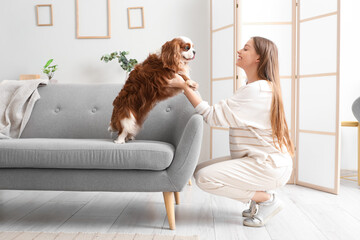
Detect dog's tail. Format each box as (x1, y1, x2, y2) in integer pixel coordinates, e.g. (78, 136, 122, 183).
(108, 122, 116, 133)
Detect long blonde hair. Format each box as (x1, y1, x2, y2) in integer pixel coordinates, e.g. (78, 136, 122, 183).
(252, 36, 294, 157)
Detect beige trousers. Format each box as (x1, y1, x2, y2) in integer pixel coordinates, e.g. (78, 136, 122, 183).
(193, 156, 292, 204)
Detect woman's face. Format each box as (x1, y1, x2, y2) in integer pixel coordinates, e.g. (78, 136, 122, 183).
(236, 38, 260, 70)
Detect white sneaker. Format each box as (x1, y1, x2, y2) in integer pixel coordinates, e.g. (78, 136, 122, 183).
(243, 194, 283, 227)
(242, 200, 258, 218)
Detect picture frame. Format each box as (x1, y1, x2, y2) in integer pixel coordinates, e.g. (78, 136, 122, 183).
(127, 7, 145, 29)
(76, 0, 111, 39)
(36, 4, 53, 26)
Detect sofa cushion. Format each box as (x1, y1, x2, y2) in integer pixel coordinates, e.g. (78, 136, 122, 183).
(0, 139, 175, 170)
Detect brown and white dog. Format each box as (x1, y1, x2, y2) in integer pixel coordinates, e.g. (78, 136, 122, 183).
(109, 36, 196, 144)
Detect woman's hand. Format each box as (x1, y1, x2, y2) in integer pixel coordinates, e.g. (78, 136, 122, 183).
(167, 74, 187, 89)
(185, 79, 199, 91)
(167, 74, 199, 91)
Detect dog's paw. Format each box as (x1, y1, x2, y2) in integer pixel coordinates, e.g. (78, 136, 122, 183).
(178, 72, 190, 81)
(114, 139, 125, 144)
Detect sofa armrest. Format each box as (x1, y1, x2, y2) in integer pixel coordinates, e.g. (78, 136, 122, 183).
(166, 114, 203, 191)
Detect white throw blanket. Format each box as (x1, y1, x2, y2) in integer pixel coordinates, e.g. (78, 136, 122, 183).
(0, 79, 49, 139)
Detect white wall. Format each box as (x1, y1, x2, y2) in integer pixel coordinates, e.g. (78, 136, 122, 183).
(0, 0, 209, 84)
(0, 0, 211, 163)
(340, 0, 360, 170)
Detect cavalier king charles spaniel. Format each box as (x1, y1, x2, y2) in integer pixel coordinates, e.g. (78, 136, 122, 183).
(109, 36, 196, 144)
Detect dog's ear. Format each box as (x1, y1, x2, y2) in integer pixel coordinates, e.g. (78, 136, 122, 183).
(161, 39, 182, 72)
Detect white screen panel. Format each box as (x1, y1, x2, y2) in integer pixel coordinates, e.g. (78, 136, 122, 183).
(212, 80, 234, 105)
(300, 0, 337, 20)
(280, 78, 292, 126)
(212, 27, 234, 79)
(241, 0, 292, 22)
(212, 0, 233, 30)
(241, 25, 292, 76)
(212, 129, 230, 158)
(299, 76, 336, 132)
(298, 132, 335, 189)
(78, 0, 108, 36)
(299, 15, 337, 75)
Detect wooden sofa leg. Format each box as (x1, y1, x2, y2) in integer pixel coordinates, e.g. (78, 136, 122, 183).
(174, 192, 180, 205)
(163, 192, 176, 230)
(188, 179, 192, 185)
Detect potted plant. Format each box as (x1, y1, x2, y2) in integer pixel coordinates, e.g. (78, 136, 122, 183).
(42, 59, 58, 82)
(100, 51, 138, 80)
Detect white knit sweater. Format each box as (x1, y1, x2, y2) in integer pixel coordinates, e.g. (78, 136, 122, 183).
(195, 80, 292, 167)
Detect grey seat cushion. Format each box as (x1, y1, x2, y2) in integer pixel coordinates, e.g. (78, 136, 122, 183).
(0, 139, 175, 170)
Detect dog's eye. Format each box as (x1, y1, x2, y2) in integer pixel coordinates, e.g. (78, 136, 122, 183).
(185, 46, 190, 51)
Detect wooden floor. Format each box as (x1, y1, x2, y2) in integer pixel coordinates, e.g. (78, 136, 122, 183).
(1, 175, 360, 240)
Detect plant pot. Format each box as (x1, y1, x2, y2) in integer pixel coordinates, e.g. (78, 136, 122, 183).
(49, 79, 58, 84)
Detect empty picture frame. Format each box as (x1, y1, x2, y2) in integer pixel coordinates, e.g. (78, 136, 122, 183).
(128, 7, 145, 29)
(76, 0, 111, 39)
(36, 4, 53, 26)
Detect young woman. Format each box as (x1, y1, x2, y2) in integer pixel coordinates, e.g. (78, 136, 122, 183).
(167, 36, 294, 227)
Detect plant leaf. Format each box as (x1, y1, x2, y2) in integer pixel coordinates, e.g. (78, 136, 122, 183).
(44, 59, 53, 68)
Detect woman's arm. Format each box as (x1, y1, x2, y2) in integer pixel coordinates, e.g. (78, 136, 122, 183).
(168, 74, 240, 128)
(183, 85, 202, 108)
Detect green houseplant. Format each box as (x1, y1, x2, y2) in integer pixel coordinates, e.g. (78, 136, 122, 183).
(100, 51, 138, 73)
(42, 59, 58, 80)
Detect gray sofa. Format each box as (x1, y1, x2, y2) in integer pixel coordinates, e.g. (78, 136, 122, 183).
(0, 83, 203, 230)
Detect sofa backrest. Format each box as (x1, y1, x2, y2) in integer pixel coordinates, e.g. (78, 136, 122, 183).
(21, 83, 197, 145)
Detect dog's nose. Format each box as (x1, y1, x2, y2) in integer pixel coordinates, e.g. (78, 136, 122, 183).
(193, 50, 196, 55)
